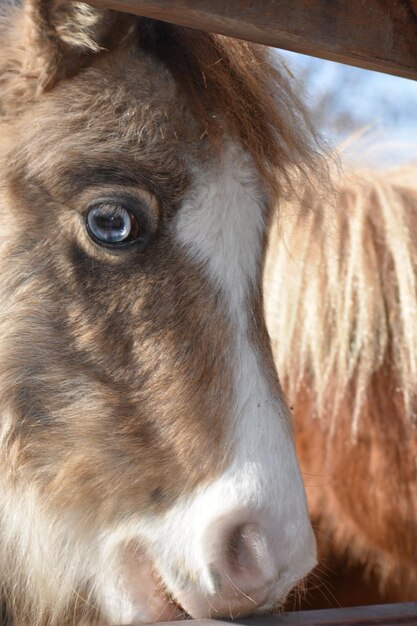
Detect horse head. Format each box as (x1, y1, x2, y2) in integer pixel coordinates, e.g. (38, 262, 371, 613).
(0, 1, 317, 623)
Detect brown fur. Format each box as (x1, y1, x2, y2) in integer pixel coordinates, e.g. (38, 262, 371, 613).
(0, 1, 321, 624)
(265, 163, 417, 607)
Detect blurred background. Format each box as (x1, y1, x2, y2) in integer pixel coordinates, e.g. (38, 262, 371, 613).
(278, 50, 417, 167)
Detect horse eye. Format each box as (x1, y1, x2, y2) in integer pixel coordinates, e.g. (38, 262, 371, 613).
(86, 203, 146, 248)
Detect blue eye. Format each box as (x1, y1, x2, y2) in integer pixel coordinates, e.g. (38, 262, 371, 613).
(86, 202, 148, 249)
(87, 205, 132, 243)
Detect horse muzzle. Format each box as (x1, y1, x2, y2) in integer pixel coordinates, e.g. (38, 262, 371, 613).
(103, 503, 316, 624)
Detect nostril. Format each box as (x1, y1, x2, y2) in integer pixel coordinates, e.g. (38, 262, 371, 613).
(204, 518, 277, 595)
(225, 523, 267, 579)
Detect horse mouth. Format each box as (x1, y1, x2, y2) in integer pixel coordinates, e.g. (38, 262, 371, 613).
(119, 548, 191, 623)
(120, 546, 282, 623)
(160, 591, 190, 621)
(152, 584, 190, 622)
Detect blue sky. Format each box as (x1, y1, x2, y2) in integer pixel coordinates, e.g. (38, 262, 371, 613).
(279, 50, 417, 166)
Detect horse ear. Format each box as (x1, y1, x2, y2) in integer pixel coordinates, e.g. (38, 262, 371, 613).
(25, 0, 134, 89)
(0, 0, 132, 110)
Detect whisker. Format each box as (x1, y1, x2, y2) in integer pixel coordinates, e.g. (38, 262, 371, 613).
(223, 570, 257, 605)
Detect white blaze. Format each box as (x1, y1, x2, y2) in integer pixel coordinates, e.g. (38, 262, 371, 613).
(148, 143, 315, 597)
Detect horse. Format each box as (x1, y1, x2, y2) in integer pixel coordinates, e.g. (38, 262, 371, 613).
(264, 161, 417, 608)
(0, 0, 328, 624)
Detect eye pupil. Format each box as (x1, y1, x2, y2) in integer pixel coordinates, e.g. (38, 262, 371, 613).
(87, 205, 132, 243)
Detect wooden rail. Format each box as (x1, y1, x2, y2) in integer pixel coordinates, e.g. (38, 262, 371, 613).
(143, 603, 417, 626)
(84, 0, 417, 80)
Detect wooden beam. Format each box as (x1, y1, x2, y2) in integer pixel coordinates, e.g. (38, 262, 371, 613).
(83, 0, 417, 81)
(141, 602, 417, 626)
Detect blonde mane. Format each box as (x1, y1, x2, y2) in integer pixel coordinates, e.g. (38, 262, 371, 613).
(265, 161, 417, 436)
